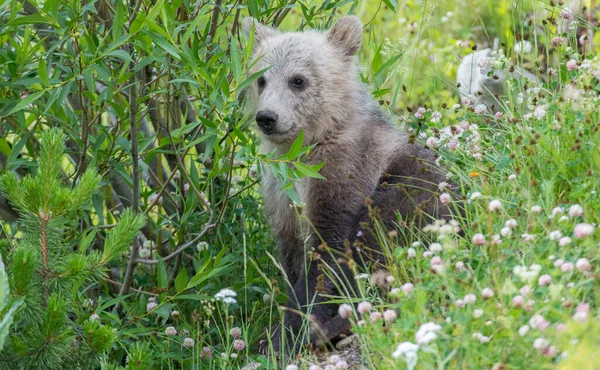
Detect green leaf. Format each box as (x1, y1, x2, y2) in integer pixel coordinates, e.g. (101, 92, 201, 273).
(173, 294, 212, 301)
(112, 1, 125, 42)
(174, 268, 188, 293)
(152, 35, 181, 60)
(285, 130, 304, 160)
(106, 50, 133, 63)
(39, 58, 49, 87)
(187, 263, 233, 290)
(381, 0, 398, 12)
(7, 91, 45, 115)
(295, 162, 326, 180)
(157, 257, 168, 289)
(7, 14, 52, 26)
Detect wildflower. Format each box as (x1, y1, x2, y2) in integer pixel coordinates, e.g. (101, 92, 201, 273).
(201, 347, 213, 359)
(165, 326, 177, 336)
(513, 295, 524, 308)
(196, 241, 209, 252)
(447, 138, 458, 150)
(215, 288, 237, 304)
(383, 309, 397, 322)
(566, 59, 579, 70)
(89, 313, 100, 322)
(560, 8, 572, 19)
(473, 309, 484, 318)
(520, 286, 531, 296)
(575, 258, 591, 271)
(439, 193, 451, 206)
(452, 103, 461, 110)
(550, 207, 564, 218)
(455, 299, 465, 308)
(455, 261, 466, 271)
(472, 233, 486, 245)
(430, 111, 442, 123)
(230, 327, 242, 339)
(431, 256, 442, 266)
(559, 237, 571, 247)
(392, 341, 419, 369)
(407, 248, 416, 258)
(505, 219, 517, 228)
(370, 312, 382, 322)
(149, 193, 163, 205)
(507, 174, 517, 180)
(554, 259, 564, 267)
(183, 337, 195, 348)
(500, 227, 512, 237)
(230, 353, 238, 359)
(533, 337, 550, 351)
(561, 262, 574, 272)
(475, 104, 487, 115)
(285, 365, 299, 370)
(147, 302, 158, 312)
(469, 192, 482, 201)
(414, 107, 426, 119)
(338, 304, 353, 319)
(415, 322, 442, 345)
(171, 310, 180, 319)
(538, 274, 552, 286)
(402, 283, 414, 294)
(488, 200, 502, 212)
(574, 223, 594, 238)
(495, 111, 503, 119)
(548, 230, 562, 240)
(569, 204, 583, 217)
(183, 183, 190, 196)
(426, 137, 438, 148)
(533, 106, 546, 120)
(531, 205, 542, 213)
(355, 273, 370, 280)
(482, 288, 494, 298)
(233, 339, 245, 351)
(514, 41, 532, 54)
(519, 325, 530, 336)
(464, 293, 476, 304)
(551, 36, 564, 47)
(357, 301, 372, 314)
(479, 335, 491, 344)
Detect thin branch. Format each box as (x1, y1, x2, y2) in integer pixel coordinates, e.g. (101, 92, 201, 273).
(115, 46, 140, 312)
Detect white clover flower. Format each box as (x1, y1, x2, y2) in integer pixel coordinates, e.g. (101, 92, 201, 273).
(429, 243, 443, 253)
(488, 199, 502, 212)
(165, 326, 177, 336)
(183, 337, 195, 348)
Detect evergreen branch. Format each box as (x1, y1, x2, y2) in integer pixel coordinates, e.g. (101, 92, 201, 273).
(101, 209, 146, 264)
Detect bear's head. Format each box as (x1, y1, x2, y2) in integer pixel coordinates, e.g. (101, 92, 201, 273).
(242, 16, 364, 146)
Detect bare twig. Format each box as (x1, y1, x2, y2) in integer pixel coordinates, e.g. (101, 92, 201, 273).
(114, 46, 140, 312)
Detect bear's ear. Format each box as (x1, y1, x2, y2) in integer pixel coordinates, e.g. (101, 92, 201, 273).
(242, 17, 279, 46)
(327, 16, 363, 56)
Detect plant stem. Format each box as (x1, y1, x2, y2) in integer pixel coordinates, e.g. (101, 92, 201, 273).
(114, 43, 140, 314)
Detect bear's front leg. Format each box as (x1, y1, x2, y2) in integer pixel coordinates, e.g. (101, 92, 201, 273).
(270, 249, 357, 354)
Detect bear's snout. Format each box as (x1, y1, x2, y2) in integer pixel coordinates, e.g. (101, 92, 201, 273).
(256, 110, 279, 134)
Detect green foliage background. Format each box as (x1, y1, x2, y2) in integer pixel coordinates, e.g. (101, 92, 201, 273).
(1, 0, 599, 369)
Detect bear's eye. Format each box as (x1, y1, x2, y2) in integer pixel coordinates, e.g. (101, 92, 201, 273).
(290, 75, 307, 89)
(257, 76, 266, 89)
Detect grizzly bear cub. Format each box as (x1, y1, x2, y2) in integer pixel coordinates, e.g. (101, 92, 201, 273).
(243, 16, 454, 353)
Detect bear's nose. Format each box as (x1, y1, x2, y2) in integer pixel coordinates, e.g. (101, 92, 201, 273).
(256, 110, 278, 134)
